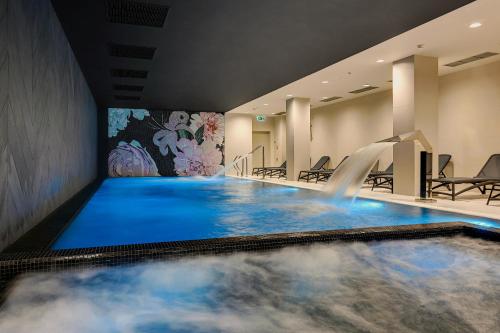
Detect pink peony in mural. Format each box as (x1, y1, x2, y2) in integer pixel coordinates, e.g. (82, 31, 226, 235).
(174, 138, 223, 176)
(190, 112, 225, 145)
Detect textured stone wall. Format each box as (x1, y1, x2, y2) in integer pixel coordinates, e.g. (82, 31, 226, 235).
(0, 0, 97, 250)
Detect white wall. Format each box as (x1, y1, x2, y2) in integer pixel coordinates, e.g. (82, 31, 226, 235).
(225, 114, 253, 175)
(439, 60, 500, 178)
(311, 90, 393, 171)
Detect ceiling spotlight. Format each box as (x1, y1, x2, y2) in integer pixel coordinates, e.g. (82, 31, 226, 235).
(321, 80, 329, 84)
(263, 103, 269, 106)
(286, 94, 293, 97)
(469, 22, 482, 28)
(321, 97, 328, 100)
(376, 59, 385, 63)
(363, 84, 371, 87)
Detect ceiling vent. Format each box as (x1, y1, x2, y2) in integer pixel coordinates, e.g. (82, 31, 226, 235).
(273, 112, 286, 116)
(106, 0, 169, 28)
(113, 84, 144, 92)
(111, 68, 148, 78)
(349, 86, 378, 94)
(444, 52, 499, 67)
(114, 95, 141, 101)
(109, 43, 156, 59)
(321, 96, 342, 102)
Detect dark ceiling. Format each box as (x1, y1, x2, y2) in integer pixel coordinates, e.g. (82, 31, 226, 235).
(51, 0, 473, 112)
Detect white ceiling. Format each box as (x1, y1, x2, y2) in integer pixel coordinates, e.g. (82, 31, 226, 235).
(228, 0, 500, 116)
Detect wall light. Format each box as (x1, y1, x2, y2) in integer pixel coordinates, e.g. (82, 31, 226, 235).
(469, 22, 482, 28)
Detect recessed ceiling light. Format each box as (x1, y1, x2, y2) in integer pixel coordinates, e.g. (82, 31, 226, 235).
(272, 112, 276, 115)
(376, 59, 385, 63)
(363, 84, 371, 87)
(286, 94, 293, 97)
(469, 22, 482, 28)
(322, 97, 328, 99)
(263, 103, 269, 106)
(321, 80, 329, 84)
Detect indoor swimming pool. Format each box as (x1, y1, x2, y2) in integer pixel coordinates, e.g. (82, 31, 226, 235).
(52, 177, 500, 249)
(2, 236, 499, 332)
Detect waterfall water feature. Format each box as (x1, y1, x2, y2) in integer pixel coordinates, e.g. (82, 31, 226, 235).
(322, 130, 432, 201)
(322, 142, 396, 200)
(212, 145, 264, 178)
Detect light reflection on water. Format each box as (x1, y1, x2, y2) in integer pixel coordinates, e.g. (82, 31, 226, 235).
(52, 177, 499, 249)
(1, 236, 499, 333)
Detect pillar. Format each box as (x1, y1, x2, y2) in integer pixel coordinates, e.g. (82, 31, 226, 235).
(286, 97, 310, 180)
(393, 55, 439, 196)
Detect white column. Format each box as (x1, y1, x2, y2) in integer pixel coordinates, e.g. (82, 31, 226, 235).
(286, 97, 310, 180)
(392, 55, 439, 195)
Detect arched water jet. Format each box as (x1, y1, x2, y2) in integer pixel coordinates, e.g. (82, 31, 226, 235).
(322, 130, 432, 200)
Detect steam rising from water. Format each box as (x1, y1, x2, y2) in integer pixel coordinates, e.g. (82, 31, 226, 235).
(1, 237, 499, 333)
(323, 142, 396, 200)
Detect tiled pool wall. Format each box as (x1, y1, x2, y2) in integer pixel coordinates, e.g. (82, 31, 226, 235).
(1, 222, 498, 304)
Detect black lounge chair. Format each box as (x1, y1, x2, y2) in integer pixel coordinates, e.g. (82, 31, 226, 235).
(370, 154, 452, 194)
(369, 163, 394, 193)
(363, 160, 380, 185)
(315, 156, 349, 183)
(487, 183, 500, 205)
(263, 161, 287, 178)
(431, 154, 500, 201)
(253, 161, 285, 176)
(297, 156, 330, 182)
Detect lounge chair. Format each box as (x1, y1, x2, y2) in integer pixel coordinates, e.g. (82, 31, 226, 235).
(363, 160, 380, 185)
(431, 154, 500, 201)
(297, 156, 330, 182)
(315, 156, 349, 183)
(263, 161, 287, 178)
(370, 154, 452, 194)
(487, 183, 500, 205)
(368, 163, 394, 193)
(253, 161, 285, 176)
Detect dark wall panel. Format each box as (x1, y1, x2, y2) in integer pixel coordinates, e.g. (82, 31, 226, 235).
(0, 0, 97, 250)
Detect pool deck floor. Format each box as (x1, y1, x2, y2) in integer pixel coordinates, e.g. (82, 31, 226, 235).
(238, 175, 500, 221)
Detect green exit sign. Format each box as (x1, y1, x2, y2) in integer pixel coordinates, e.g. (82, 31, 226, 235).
(256, 115, 266, 122)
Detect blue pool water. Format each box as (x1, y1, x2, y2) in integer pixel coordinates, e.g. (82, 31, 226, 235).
(52, 177, 499, 249)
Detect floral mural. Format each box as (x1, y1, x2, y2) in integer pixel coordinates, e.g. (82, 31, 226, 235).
(108, 109, 225, 177)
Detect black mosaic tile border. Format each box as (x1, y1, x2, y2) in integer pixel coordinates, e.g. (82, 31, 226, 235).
(1, 222, 498, 288)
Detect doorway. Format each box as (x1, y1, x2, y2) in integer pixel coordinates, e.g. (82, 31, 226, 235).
(252, 131, 271, 168)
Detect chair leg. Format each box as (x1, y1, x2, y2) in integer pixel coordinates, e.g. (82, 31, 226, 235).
(452, 183, 455, 201)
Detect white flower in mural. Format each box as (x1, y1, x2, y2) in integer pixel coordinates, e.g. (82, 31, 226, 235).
(174, 138, 223, 176)
(190, 112, 225, 145)
(108, 108, 150, 137)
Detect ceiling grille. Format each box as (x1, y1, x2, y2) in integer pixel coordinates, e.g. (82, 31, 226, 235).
(349, 86, 378, 94)
(321, 96, 342, 102)
(444, 52, 499, 67)
(273, 112, 286, 116)
(106, 0, 169, 28)
(114, 95, 141, 101)
(113, 84, 144, 92)
(109, 43, 156, 59)
(111, 68, 149, 78)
